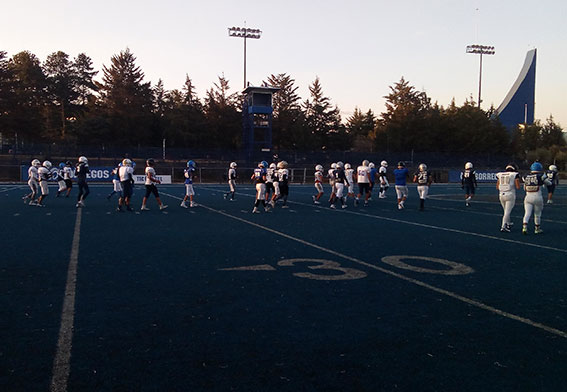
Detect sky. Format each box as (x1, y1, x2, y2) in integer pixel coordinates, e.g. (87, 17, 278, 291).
(3, 0, 567, 127)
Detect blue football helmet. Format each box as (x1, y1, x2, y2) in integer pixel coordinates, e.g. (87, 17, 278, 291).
(187, 160, 195, 168)
(59, 162, 65, 169)
(530, 162, 543, 172)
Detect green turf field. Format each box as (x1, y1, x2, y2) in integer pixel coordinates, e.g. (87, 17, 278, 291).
(1, 182, 566, 391)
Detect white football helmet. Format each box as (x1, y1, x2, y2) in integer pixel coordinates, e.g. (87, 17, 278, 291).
(78, 156, 88, 164)
(122, 158, 132, 166)
(362, 160, 369, 167)
(465, 162, 473, 170)
(269, 163, 277, 169)
(380, 160, 388, 167)
(331, 163, 337, 169)
(277, 160, 288, 169)
(336, 161, 344, 168)
(419, 163, 427, 171)
(549, 165, 558, 172)
(344, 163, 351, 169)
(31, 159, 41, 167)
(230, 162, 237, 169)
(315, 164, 323, 171)
(368, 162, 375, 169)
(43, 160, 52, 169)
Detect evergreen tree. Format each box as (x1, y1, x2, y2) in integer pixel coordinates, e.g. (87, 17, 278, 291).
(204, 75, 241, 148)
(98, 48, 153, 145)
(73, 53, 98, 106)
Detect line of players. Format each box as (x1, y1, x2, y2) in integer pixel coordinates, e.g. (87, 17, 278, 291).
(312, 160, 433, 211)
(22, 156, 90, 207)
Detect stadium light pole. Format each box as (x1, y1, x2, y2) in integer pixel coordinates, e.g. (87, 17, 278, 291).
(466, 44, 495, 108)
(228, 25, 262, 89)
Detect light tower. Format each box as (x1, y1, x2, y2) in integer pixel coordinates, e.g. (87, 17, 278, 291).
(466, 44, 495, 108)
(228, 25, 262, 89)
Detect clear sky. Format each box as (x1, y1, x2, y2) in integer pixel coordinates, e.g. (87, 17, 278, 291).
(3, 0, 566, 127)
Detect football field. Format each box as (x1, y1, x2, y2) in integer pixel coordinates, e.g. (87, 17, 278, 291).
(1, 182, 566, 391)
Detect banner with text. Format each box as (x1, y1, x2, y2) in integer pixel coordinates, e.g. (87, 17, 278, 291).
(448, 170, 499, 183)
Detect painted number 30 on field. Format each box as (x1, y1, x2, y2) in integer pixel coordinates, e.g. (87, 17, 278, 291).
(220, 256, 474, 281)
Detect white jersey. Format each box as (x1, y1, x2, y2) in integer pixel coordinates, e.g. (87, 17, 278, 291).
(278, 168, 289, 183)
(496, 171, 519, 193)
(38, 166, 50, 181)
(357, 166, 370, 183)
(228, 168, 237, 180)
(63, 166, 73, 180)
(28, 166, 39, 181)
(119, 165, 134, 182)
(145, 167, 158, 185)
(345, 168, 354, 184)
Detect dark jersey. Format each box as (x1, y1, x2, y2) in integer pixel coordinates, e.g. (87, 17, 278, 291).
(414, 170, 431, 186)
(333, 168, 349, 186)
(253, 167, 266, 184)
(76, 163, 89, 182)
(523, 173, 547, 192)
(461, 169, 477, 187)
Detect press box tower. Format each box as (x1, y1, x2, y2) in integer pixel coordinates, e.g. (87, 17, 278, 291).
(242, 85, 280, 160)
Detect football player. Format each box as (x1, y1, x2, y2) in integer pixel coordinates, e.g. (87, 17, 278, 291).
(461, 162, 477, 207)
(62, 161, 73, 197)
(378, 160, 389, 199)
(413, 163, 433, 211)
(181, 160, 197, 208)
(107, 163, 123, 200)
(117, 158, 135, 212)
(224, 162, 238, 201)
(313, 164, 324, 204)
(496, 163, 521, 232)
(522, 162, 552, 234)
(251, 161, 268, 213)
(140, 159, 167, 211)
(329, 161, 349, 209)
(545, 165, 559, 204)
(23, 159, 41, 205)
(55, 163, 67, 197)
(344, 163, 356, 203)
(355, 160, 371, 207)
(393, 161, 409, 210)
(368, 162, 377, 199)
(265, 163, 276, 205)
(328, 163, 337, 203)
(36, 160, 52, 207)
(276, 161, 290, 208)
(75, 156, 90, 208)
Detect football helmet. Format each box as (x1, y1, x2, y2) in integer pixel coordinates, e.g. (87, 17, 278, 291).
(380, 160, 388, 167)
(122, 158, 132, 166)
(230, 162, 237, 169)
(549, 165, 558, 172)
(43, 160, 52, 169)
(368, 162, 375, 169)
(146, 158, 155, 166)
(59, 162, 65, 169)
(419, 163, 427, 171)
(336, 161, 344, 168)
(31, 159, 41, 167)
(465, 162, 473, 170)
(270, 163, 277, 169)
(530, 162, 543, 172)
(277, 161, 288, 169)
(331, 163, 337, 169)
(362, 160, 369, 167)
(187, 160, 196, 168)
(505, 163, 517, 172)
(315, 164, 323, 171)
(78, 156, 88, 164)
(65, 161, 72, 166)
(344, 163, 351, 169)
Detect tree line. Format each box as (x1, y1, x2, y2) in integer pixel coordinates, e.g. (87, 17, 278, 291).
(0, 48, 564, 164)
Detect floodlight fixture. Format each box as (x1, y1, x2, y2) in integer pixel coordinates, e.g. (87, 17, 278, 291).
(466, 44, 495, 108)
(228, 25, 263, 89)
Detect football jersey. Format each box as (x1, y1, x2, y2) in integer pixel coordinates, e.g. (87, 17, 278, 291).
(253, 167, 266, 184)
(145, 167, 158, 185)
(184, 167, 195, 184)
(345, 168, 354, 183)
(278, 168, 289, 185)
(414, 170, 431, 186)
(63, 166, 73, 180)
(28, 166, 39, 181)
(496, 171, 519, 193)
(266, 167, 276, 183)
(546, 170, 559, 186)
(314, 170, 323, 183)
(38, 166, 50, 181)
(369, 167, 377, 183)
(523, 173, 547, 192)
(357, 166, 370, 183)
(378, 166, 387, 177)
(461, 169, 477, 186)
(228, 168, 237, 180)
(119, 165, 134, 182)
(76, 163, 89, 181)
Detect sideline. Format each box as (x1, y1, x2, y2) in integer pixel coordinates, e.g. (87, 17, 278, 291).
(50, 208, 82, 392)
(161, 191, 567, 339)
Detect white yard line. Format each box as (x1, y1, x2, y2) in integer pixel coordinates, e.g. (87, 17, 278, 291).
(50, 208, 82, 392)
